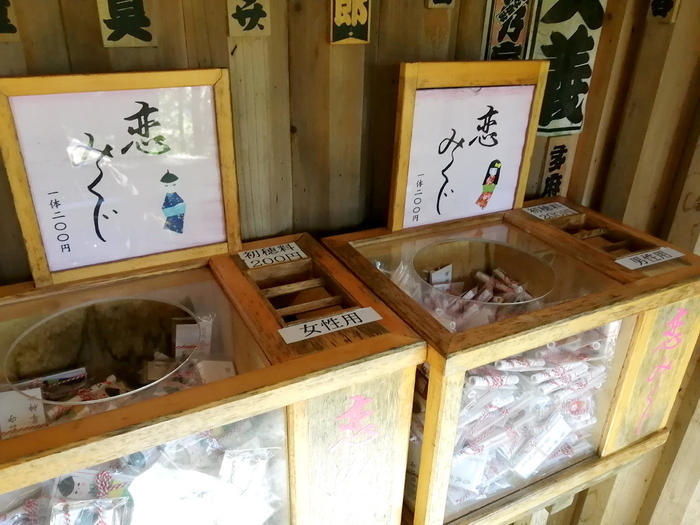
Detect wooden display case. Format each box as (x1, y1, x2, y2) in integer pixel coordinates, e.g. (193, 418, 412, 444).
(322, 61, 699, 525)
(324, 200, 699, 525)
(0, 70, 425, 524)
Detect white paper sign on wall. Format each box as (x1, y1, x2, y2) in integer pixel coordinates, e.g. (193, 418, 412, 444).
(9, 86, 226, 272)
(403, 85, 535, 228)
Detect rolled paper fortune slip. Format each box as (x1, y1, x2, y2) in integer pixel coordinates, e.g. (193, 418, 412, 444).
(467, 373, 520, 388)
(492, 393, 516, 408)
(568, 414, 598, 432)
(493, 268, 521, 291)
(483, 456, 511, 485)
(537, 439, 596, 474)
(475, 286, 494, 302)
(538, 369, 591, 395)
(494, 356, 546, 371)
(528, 362, 589, 385)
(512, 412, 572, 478)
(515, 290, 533, 302)
(461, 286, 479, 300)
(475, 271, 492, 285)
(450, 451, 489, 492)
(564, 397, 593, 417)
(466, 427, 511, 452)
(462, 288, 494, 318)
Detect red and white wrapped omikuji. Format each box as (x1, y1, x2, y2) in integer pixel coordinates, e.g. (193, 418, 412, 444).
(407, 321, 622, 516)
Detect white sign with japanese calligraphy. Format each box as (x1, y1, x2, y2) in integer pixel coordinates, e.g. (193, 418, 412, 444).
(615, 247, 684, 270)
(403, 85, 535, 228)
(9, 86, 226, 272)
(0, 388, 46, 438)
(526, 0, 608, 135)
(278, 307, 382, 344)
(523, 201, 577, 220)
(238, 241, 308, 269)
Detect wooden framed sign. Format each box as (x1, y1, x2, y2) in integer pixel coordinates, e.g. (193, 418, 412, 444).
(0, 69, 240, 287)
(387, 61, 548, 231)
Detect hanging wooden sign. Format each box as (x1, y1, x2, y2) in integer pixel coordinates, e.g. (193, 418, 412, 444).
(648, 0, 681, 24)
(0, 0, 20, 43)
(95, 0, 158, 48)
(526, 0, 608, 136)
(538, 135, 577, 197)
(330, 0, 370, 44)
(425, 0, 455, 8)
(481, 0, 535, 60)
(228, 0, 271, 37)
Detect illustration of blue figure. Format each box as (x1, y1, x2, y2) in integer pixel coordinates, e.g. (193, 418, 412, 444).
(160, 170, 185, 233)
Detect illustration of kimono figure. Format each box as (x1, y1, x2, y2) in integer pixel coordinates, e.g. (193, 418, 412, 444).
(476, 160, 501, 209)
(160, 170, 186, 233)
(162, 191, 186, 233)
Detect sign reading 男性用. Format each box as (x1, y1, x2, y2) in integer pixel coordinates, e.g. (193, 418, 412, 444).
(238, 242, 308, 269)
(615, 247, 684, 270)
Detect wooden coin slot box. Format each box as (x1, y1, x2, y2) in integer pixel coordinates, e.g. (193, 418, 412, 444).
(324, 203, 699, 524)
(0, 70, 425, 524)
(508, 198, 694, 281)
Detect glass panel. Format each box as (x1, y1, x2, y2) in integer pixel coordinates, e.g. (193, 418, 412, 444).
(0, 410, 289, 525)
(0, 270, 237, 439)
(352, 221, 617, 331)
(406, 319, 632, 520)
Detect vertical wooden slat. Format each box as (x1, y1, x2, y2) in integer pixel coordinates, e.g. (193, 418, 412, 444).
(328, 44, 366, 228)
(181, 0, 229, 68)
(413, 352, 465, 525)
(230, 0, 292, 239)
(664, 105, 700, 253)
(0, 1, 68, 284)
(568, 0, 647, 207)
(59, 0, 112, 73)
(366, 0, 462, 224)
(454, 0, 487, 60)
(600, 0, 700, 233)
(633, 350, 700, 525)
(289, 0, 366, 232)
(0, 38, 29, 283)
(12, 0, 70, 75)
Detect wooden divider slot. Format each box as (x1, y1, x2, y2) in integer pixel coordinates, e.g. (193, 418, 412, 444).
(262, 278, 326, 298)
(244, 258, 358, 326)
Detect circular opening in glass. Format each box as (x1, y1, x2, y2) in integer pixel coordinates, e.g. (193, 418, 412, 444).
(3, 298, 201, 406)
(412, 239, 555, 305)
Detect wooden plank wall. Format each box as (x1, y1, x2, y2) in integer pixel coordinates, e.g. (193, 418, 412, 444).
(0, 1, 695, 279)
(0, 3, 697, 522)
